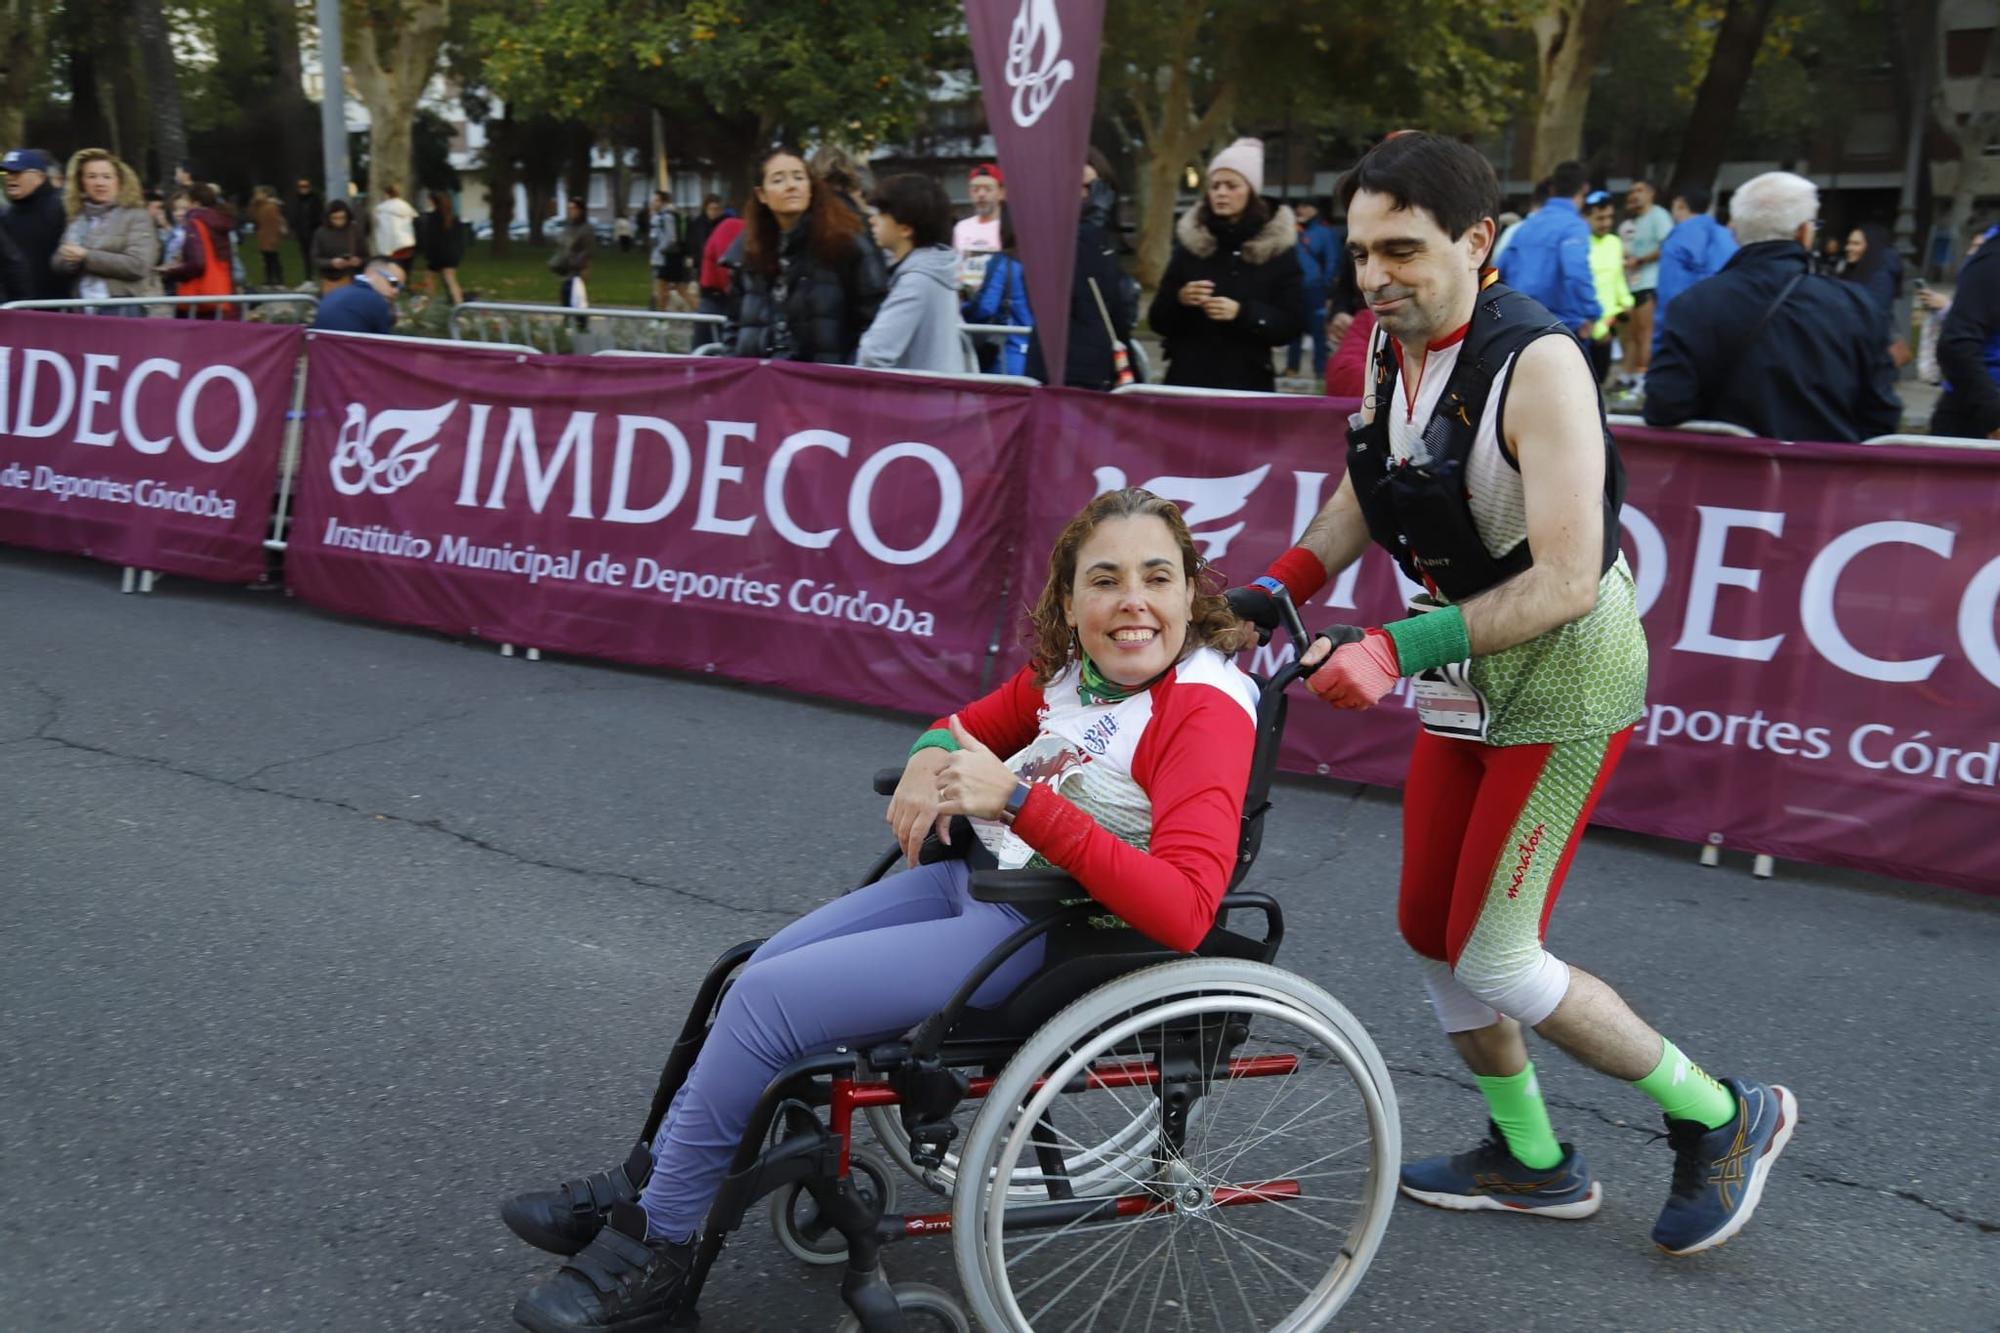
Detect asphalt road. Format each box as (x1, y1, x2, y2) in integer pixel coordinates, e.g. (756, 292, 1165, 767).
(3, 547, 1996, 1332)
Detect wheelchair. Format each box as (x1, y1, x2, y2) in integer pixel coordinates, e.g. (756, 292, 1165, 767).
(579, 598, 1399, 1330)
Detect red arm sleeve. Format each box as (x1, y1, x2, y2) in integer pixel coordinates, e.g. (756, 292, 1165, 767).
(929, 665, 1043, 759)
(1009, 681, 1255, 952)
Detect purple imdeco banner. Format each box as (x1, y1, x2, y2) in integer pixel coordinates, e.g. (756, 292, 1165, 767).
(963, 0, 1107, 380)
(1011, 393, 2000, 898)
(0, 311, 300, 581)
(288, 334, 1032, 716)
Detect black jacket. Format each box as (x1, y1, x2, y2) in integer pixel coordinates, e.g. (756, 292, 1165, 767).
(1026, 221, 1132, 390)
(1, 183, 71, 300)
(1643, 240, 1901, 443)
(725, 216, 887, 363)
(1147, 202, 1304, 391)
(1933, 235, 2000, 439)
(0, 224, 31, 302)
(286, 191, 324, 249)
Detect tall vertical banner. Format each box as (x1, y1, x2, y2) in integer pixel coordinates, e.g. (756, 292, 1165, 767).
(964, 0, 1107, 381)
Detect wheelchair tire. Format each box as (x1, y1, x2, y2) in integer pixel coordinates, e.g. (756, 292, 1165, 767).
(951, 959, 1399, 1332)
(831, 1281, 971, 1333)
(768, 1149, 896, 1268)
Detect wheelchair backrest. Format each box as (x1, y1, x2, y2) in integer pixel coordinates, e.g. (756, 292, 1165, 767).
(1229, 671, 1293, 890)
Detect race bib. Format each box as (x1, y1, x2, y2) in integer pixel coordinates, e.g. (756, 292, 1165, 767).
(1413, 659, 1488, 740)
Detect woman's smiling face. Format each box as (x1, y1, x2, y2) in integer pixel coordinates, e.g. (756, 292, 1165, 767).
(1064, 515, 1194, 686)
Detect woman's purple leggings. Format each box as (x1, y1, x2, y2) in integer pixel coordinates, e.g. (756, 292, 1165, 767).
(638, 859, 1045, 1240)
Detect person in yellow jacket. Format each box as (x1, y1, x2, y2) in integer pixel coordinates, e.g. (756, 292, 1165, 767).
(1585, 191, 1633, 388)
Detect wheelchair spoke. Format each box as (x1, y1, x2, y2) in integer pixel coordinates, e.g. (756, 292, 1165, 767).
(1060, 1223, 1179, 1333)
(1029, 1202, 1162, 1330)
(1189, 1209, 1323, 1297)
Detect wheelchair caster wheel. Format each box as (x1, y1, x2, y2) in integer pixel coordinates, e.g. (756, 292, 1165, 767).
(832, 1281, 970, 1333)
(769, 1149, 896, 1267)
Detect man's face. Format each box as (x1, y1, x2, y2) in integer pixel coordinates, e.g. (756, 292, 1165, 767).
(704, 201, 723, 220)
(297, 179, 311, 195)
(363, 264, 405, 301)
(1627, 183, 1654, 213)
(1589, 204, 1615, 236)
(1297, 201, 1318, 224)
(4, 169, 45, 201)
(568, 201, 585, 222)
(969, 177, 1000, 216)
(1344, 188, 1492, 344)
(1671, 197, 1693, 222)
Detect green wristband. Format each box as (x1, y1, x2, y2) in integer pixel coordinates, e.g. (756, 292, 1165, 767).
(1381, 604, 1471, 676)
(908, 727, 961, 757)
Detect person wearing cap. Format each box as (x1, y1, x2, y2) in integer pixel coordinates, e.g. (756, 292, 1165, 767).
(1146, 137, 1305, 391)
(1583, 190, 1634, 386)
(1493, 159, 1599, 338)
(953, 163, 1005, 302)
(2, 148, 73, 301)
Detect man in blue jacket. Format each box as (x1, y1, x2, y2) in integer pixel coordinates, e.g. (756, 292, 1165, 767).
(1933, 224, 2000, 440)
(1653, 183, 1738, 352)
(1494, 160, 1599, 336)
(1286, 198, 1342, 378)
(312, 258, 404, 334)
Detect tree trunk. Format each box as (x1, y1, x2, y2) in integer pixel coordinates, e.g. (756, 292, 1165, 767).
(486, 107, 517, 259)
(346, 0, 450, 199)
(0, 0, 50, 148)
(105, 23, 147, 166)
(1669, 0, 1778, 195)
(65, 3, 113, 151)
(1527, 0, 1620, 180)
(131, 0, 188, 193)
(266, 0, 312, 185)
(565, 125, 595, 214)
(1119, 6, 1236, 291)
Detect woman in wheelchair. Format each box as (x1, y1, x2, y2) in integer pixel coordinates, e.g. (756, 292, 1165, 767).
(504, 488, 1266, 1330)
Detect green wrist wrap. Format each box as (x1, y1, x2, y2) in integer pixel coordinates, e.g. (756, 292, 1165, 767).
(908, 727, 961, 757)
(1382, 605, 1471, 675)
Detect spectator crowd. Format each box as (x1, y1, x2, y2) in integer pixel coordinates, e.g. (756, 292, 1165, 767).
(1, 136, 1994, 441)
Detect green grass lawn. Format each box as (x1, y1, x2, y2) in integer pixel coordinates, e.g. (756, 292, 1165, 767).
(396, 239, 704, 349)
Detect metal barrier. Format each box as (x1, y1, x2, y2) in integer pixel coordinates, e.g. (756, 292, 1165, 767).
(447, 301, 724, 355)
(1111, 382, 1290, 399)
(2, 293, 319, 323)
(1606, 413, 1758, 437)
(963, 323, 1032, 344)
(858, 364, 1041, 389)
(309, 328, 538, 355)
(1862, 432, 2000, 451)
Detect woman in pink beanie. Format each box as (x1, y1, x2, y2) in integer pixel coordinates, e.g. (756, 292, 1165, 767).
(1146, 137, 1305, 391)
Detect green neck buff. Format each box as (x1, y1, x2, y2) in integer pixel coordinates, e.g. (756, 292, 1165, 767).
(1078, 653, 1178, 706)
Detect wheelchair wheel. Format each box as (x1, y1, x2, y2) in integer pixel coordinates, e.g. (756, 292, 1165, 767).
(768, 1149, 896, 1268)
(951, 959, 1399, 1332)
(831, 1281, 971, 1333)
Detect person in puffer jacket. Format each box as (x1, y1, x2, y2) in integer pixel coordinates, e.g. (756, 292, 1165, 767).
(724, 147, 886, 363)
(858, 173, 972, 373)
(1147, 137, 1304, 391)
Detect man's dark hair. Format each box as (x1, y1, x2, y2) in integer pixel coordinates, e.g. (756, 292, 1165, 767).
(567, 196, 586, 215)
(1530, 178, 1552, 206)
(1548, 160, 1588, 200)
(702, 193, 722, 207)
(1672, 182, 1711, 214)
(1629, 177, 1655, 193)
(1335, 133, 1500, 244)
(868, 173, 953, 249)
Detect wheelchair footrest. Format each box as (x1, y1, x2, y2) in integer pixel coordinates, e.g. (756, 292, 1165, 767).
(891, 1054, 969, 1171)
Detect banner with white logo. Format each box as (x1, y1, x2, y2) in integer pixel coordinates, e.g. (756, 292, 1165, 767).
(1014, 391, 2000, 896)
(964, 0, 1107, 381)
(0, 312, 301, 580)
(288, 336, 1034, 715)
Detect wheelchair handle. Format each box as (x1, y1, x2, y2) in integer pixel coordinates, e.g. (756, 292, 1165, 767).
(873, 767, 902, 796)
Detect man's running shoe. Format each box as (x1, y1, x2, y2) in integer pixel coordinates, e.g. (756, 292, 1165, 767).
(1653, 1078, 1798, 1256)
(501, 1142, 653, 1256)
(1399, 1121, 1603, 1219)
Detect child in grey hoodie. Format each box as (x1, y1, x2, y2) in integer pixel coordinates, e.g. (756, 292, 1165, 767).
(858, 174, 974, 374)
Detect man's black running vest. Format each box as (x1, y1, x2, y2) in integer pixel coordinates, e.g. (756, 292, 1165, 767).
(1345, 281, 1625, 603)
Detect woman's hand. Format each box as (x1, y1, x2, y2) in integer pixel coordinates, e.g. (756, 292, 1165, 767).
(1178, 279, 1215, 308)
(58, 243, 87, 265)
(936, 716, 1019, 822)
(887, 745, 952, 867)
(1201, 295, 1241, 322)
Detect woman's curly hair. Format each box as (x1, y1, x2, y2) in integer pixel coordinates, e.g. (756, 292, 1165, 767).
(1026, 488, 1240, 687)
(62, 148, 145, 216)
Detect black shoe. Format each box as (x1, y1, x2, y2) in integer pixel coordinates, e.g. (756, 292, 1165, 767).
(513, 1202, 693, 1332)
(502, 1142, 653, 1256)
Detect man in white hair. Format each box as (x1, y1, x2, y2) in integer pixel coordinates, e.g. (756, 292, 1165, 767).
(1644, 170, 1900, 441)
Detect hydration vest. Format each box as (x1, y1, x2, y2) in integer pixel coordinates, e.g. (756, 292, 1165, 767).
(1345, 281, 1625, 603)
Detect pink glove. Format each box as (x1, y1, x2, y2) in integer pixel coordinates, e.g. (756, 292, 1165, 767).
(1307, 629, 1401, 709)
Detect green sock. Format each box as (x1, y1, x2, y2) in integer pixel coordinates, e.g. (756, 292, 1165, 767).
(1633, 1038, 1737, 1130)
(1475, 1063, 1563, 1169)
